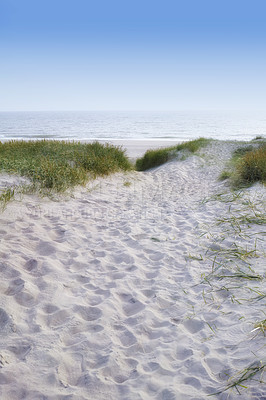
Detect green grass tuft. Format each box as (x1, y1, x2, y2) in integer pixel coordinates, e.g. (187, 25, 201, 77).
(252, 319, 266, 335)
(219, 143, 266, 188)
(233, 145, 254, 158)
(219, 170, 232, 181)
(210, 362, 265, 396)
(252, 135, 264, 141)
(0, 187, 15, 210)
(135, 138, 210, 171)
(236, 145, 266, 185)
(123, 181, 131, 187)
(0, 140, 132, 195)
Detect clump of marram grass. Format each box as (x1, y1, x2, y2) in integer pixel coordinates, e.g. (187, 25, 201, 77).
(219, 143, 266, 188)
(236, 145, 266, 185)
(135, 138, 210, 171)
(233, 145, 255, 158)
(0, 140, 132, 195)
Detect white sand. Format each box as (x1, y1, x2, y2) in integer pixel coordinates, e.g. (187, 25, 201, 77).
(0, 140, 265, 400)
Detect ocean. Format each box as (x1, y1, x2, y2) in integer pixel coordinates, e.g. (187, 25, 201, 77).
(0, 110, 265, 142)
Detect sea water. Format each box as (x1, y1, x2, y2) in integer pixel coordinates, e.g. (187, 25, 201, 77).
(0, 110, 265, 142)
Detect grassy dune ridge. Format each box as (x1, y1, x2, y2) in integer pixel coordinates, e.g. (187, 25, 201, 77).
(135, 137, 210, 171)
(0, 140, 132, 192)
(0, 138, 265, 209)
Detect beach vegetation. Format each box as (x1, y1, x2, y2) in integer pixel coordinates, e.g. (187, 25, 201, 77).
(123, 181, 132, 187)
(252, 319, 266, 336)
(218, 170, 232, 181)
(219, 143, 266, 188)
(210, 361, 265, 396)
(236, 144, 266, 185)
(135, 137, 210, 171)
(252, 135, 264, 141)
(0, 140, 132, 195)
(196, 192, 265, 395)
(233, 145, 254, 158)
(0, 187, 15, 210)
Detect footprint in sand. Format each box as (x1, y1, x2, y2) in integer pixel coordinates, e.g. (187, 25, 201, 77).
(74, 275, 90, 284)
(36, 240, 56, 256)
(111, 252, 135, 265)
(57, 353, 84, 387)
(141, 289, 155, 298)
(5, 278, 25, 296)
(157, 389, 176, 400)
(123, 298, 145, 317)
(119, 328, 137, 347)
(143, 362, 160, 372)
(15, 291, 37, 307)
(111, 271, 126, 280)
(87, 295, 105, 306)
(7, 342, 31, 360)
(101, 365, 129, 384)
(113, 374, 128, 384)
(93, 250, 106, 258)
(48, 226, 67, 242)
(24, 259, 38, 274)
(145, 271, 158, 279)
(47, 309, 71, 328)
(183, 376, 202, 390)
(0, 372, 11, 385)
(183, 318, 204, 334)
(42, 304, 59, 314)
(86, 324, 104, 333)
(87, 354, 110, 369)
(75, 306, 102, 321)
(148, 252, 165, 262)
(175, 346, 193, 361)
(0, 262, 20, 279)
(0, 308, 9, 330)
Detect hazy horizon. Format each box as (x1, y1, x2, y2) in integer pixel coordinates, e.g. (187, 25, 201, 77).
(1, 0, 266, 112)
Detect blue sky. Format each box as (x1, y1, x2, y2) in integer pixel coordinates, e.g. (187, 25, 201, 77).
(0, 0, 266, 111)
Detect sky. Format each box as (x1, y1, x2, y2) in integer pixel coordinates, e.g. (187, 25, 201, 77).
(0, 0, 266, 112)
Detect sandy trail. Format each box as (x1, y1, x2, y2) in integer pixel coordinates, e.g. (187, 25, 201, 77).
(0, 141, 265, 399)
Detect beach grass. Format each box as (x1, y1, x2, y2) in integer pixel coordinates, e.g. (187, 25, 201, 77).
(0, 140, 132, 194)
(236, 144, 266, 185)
(218, 170, 232, 181)
(135, 137, 210, 171)
(197, 191, 265, 394)
(0, 187, 15, 210)
(219, 142, 266, 187)
(210, 361, 265, 396)
(252, 319, 266, 335)
(252, 135, 265, 141)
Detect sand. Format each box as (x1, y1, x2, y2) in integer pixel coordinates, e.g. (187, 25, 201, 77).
(0, 140, 265, 400)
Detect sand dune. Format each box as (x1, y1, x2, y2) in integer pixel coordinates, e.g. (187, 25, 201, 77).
(0, 141, 265, 399)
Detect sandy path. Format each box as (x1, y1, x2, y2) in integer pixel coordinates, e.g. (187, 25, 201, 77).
(0, 141, 265, 399)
